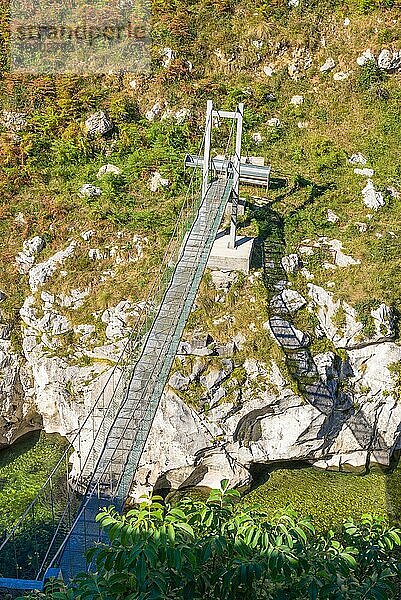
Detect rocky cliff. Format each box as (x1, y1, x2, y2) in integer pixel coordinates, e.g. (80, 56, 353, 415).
(1, 0, 401, 495)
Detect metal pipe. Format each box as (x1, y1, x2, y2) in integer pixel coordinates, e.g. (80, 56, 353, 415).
(185, 154, 271, 189)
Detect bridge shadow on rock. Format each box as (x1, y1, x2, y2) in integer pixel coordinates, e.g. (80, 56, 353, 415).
(256, 204, 401, 525)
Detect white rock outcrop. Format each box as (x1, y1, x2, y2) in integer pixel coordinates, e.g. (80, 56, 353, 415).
(362, 180, 385, 210)
(97, 164, 121, 178)
(281, 253, 301, 274)
(29, 242, 76, 292)
(79, 184, 101, 198)
(149, 171, 169, 192)
(85, 111, 113, 136)
(290, 95, 304, 105)
(320, 57, 335, 72)
(2, 111, 27, 133)
(308, 284, 395, 349)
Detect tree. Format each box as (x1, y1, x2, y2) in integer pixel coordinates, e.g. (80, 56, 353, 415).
(23, 481, 401, 600)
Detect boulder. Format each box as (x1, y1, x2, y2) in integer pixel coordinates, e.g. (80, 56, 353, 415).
(290, 95, 304, 105)
(377, 49, 401, 71)
(145, 102, 162, 122)
(23, 236, 45, 256)
(29, 242, 76, 292)
(307, 284, 395, 348)
(174, 108, 191, 124)
(263, 65, 274, 76)
(267, 118, 280, 127)
(15, 252, 35, 274)
(354, 167, 374, 177)
(356, 49, 374, 66)
(85, 111, 113, 136)
(97, 164, 121, 178)
(271, 289, 307, 315)
(161, 47, 174, 68)
(333, 72, 350, 81)
(252, 132, 262, 144)
(281, 253, 301, 274)
(149, 171, 169, 192)
(81, 230, 95, 241)
(320, 57, 335, 72)
(348, 153, 367, 165)
(1, 111, 27, 133)
(328, 238, 360, 267)
(79, 184, 101, 198)
(362, 179, 385, 210)
(327, 209, 339, 223)
(169, 371, 190, 391)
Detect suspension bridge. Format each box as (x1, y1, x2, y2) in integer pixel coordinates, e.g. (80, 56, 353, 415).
(0, 102, 270, 591)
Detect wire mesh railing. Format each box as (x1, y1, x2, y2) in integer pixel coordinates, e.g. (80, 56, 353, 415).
(0, 131, 208, 582)
(0, 107, 237, 583)
(54, 175, 234, 580)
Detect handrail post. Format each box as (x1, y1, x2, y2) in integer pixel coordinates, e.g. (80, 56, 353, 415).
(229, 102, 243, 249)
(202, 100, 213, 200)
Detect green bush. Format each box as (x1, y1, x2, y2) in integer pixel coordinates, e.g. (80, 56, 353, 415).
(21, 482, 401, 600)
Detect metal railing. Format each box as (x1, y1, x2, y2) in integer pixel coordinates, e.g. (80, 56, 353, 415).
(0, 142, 207, 582)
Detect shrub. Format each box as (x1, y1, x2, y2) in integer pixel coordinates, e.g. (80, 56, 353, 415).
(21, 481, 401, 600)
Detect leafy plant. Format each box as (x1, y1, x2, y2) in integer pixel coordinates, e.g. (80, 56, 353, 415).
(19, 482, 401, 599)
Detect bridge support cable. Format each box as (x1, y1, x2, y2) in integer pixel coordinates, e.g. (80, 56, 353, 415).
(0, 103, 238, 588)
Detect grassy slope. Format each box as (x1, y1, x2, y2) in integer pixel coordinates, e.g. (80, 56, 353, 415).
(0, 431, 66, 532)
(1, 0, 401, 530)
(0, 0, 401, 333)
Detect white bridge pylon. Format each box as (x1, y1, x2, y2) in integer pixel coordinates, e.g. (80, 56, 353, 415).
(203, 100, 244, 249)
(185, 101, 271, 251)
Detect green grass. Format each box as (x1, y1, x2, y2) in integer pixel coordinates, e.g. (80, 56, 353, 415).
(244, 464, 401, 531)
(0, 431, 67, 533)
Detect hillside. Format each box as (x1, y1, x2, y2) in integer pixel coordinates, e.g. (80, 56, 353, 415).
(1, 0, 401, 513)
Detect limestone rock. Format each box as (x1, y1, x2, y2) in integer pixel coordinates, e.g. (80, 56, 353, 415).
(328, 239, 360, 267)
(145, 102, 162, 122)
(307, 284, 395, 348)
(267, 118, 281, 127)
(169, 371, 190, 391)
(377, 49, 401, 71)
(348, 153, 367, 165)
(269, 316, 310, 349)
(252, 132, 262, 144)
(320, 57, 335, 72)
(263, 65, 274, 77)
(354, 167, 374, 177)
(333, 72, 350, 81)
(174, 108, 191, 124)
(85, 111, 113, 136)
(1, 111, 27, 133)
(327, 209, 339, 223)
(362, 180, 385, 210)
(281, 253, 301, 274)
(290, 95, 304, 105)
(149, 171, 169, 192)
(79, 184, 101, 198)
(16, 236, 46, 274)
(97, 164, 121, 178)
(271, 289, 306, 315)
(23, 236, 45, 256)
(29, 242, 76, 292)
(15, 252, 35, 274)
(81, 230, 95, 241)
(356, 49, 375, 66)
(161, 47, 174, 68)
